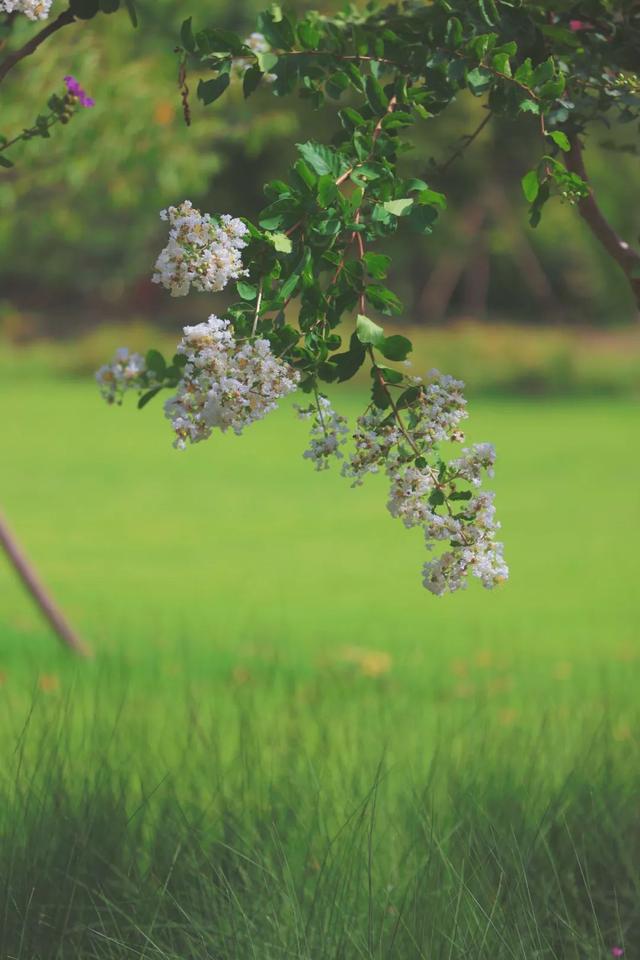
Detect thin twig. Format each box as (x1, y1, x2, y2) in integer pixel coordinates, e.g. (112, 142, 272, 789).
(0, 511, 91, 657)
(0, 7, 75, 85)
(566, 134, 640, 309)
(437, 111, 492, 174)
(251, 278, 264, 337)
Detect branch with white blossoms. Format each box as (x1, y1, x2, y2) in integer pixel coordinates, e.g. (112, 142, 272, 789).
(164, 315, 299, 447)
(98, 0, 519, 598)
(296, 393, 349, 471)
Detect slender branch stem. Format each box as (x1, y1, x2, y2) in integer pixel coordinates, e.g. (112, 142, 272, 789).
(566, 134, 640, 309)
(251, 278, 264, 337)
(0, 7, 75, 86)
(0, 510, 91, 657)
(437, 110, 492, 174)
(335, 95, 398, 187)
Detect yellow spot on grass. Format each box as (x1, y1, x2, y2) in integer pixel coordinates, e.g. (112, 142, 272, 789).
(38, 674, 59, 693)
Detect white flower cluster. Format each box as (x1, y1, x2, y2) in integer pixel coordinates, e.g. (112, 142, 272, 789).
(297, 396, 349, 470)
(95, 348, 147, 405)
(164, 315, 299, 448)
(152, 201, 248, 298)
(233, 32, 277, 83)
(341, 369, 508, 595)
(1, 0, 53, 19)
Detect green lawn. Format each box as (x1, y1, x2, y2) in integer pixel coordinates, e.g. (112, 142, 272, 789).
(1, 375, 639, 958)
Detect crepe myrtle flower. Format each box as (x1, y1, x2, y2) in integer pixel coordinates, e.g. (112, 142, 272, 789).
(0, 0, 53, 20)
(64, 75, 95, 108)
(611, 949, 624, 958)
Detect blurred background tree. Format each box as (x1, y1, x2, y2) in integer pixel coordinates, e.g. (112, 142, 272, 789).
(0, 0, 638, 339)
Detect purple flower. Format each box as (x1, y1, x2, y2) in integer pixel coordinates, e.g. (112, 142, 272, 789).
(611, 948, 624, 958)
(63, 75, 95, 108)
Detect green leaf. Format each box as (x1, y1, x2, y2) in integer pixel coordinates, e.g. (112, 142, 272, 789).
(145, 349, 166, 377)
(417, 188, 447, 209)
(366, 285, 403, 315)
(365, 75, 389, 113)
(137, 386, 162, 409)
(371, 375, 391, 410)
(548, 130, 570, 152)
(492, 52, 511, 78)
(243, 65, 262, 98)
(297, 20, 320, 49)
(519, 99, 540, 115)
(297, 141, 342, 177)
(256, 51, 278, 74)
(381, 335, 412, 362)
(383, 198, 414, 217)
(466, 67, 493, 95)
(198, 74, 230, 105)
(539, 75, 565, 100)
(270, 232, 292, 253)
(279, 270, 300, 300)
(197, 28, 245, 55)
(532, 58, 554, 86)
(70, 0, 99, 18)
(374, 365, 403, 385)
(237, 281, 257, 300)
(356, 314, 385, 349)
(123, 0, 137, 25)
(521, 169, 539, 203)
(446, 16, 463, 48)
(317, 175, 338, 208)
(363, 252, 391, 279)
(180, 17, 195, 52)
(477, 0, 499, 25)
(330, 332, 367, 382)
(0, 155, 14, 168)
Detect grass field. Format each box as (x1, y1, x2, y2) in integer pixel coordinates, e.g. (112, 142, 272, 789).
(1, 371, 639, 958)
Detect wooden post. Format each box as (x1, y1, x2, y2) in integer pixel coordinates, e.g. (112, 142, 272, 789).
(0, 511, 91, 657)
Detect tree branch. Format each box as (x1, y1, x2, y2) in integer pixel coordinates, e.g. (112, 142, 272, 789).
(0, 7, 75, 86)
(566, 134, 640, 310)
(0, 511, 91, 657)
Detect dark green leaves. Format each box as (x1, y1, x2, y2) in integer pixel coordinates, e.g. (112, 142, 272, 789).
(466, 67, 493, 96)
(365, 76, 389, 113)
(145, 349, 166, 378)
(356, 316, 412, 362)
(328, 333, 366, 382)
(381, 335, 412, 361)
(297, 141, 345, 178)
(197, 75, 230, 105)
(70, 0, 100, 18)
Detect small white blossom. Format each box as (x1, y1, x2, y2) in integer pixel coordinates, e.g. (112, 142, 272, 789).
(0, 0, 53, 19)
(342, 410, 402, 485)
(422, 491, 507, 593)
(298, 396, 349, 471)
(233, 32, 277, 83)
(422, 550, 469, 596)
(450, 443, 496, 486)
(341, 369, 507, 594)
(411, 369, 468, 445)
(165, 315, 299, 448)
(152, 201, 248, 298)
(387, 466, 435, 528)
(95, 348, 147, 405)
